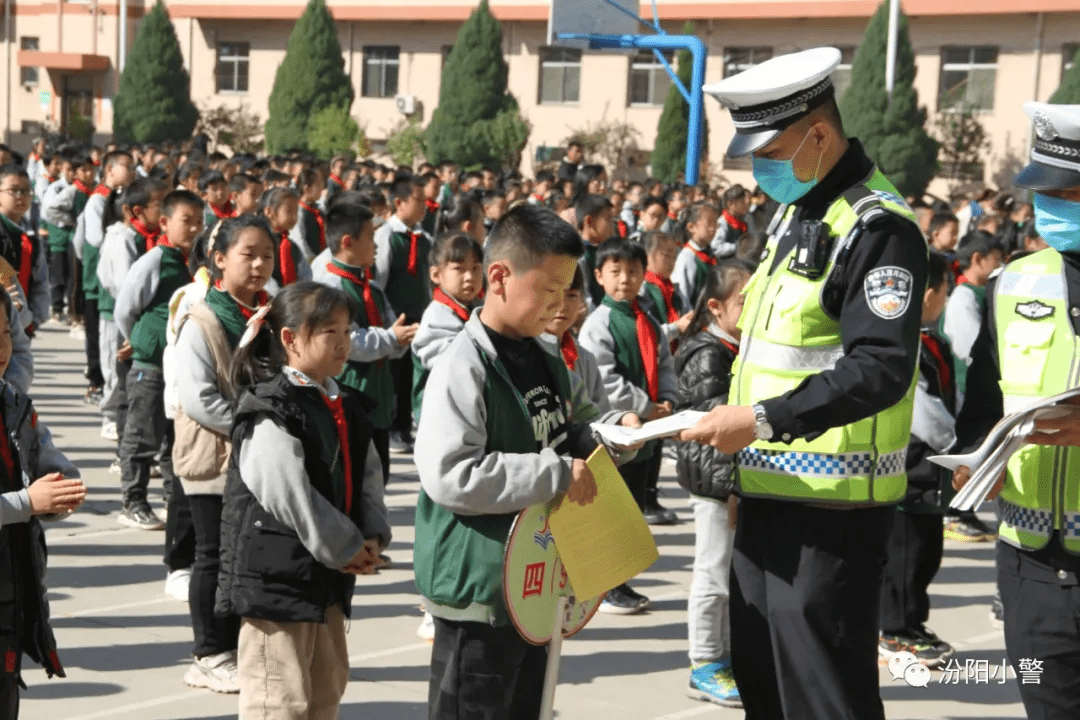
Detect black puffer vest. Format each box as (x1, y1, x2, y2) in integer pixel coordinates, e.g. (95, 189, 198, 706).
(217, 373, 374, 623)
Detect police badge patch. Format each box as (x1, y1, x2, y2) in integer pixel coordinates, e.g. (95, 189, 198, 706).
(1016, 300, 1055, 320)
(864, 266, 913, 320)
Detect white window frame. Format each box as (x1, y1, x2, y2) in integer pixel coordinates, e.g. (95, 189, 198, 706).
(723, 46, 773, 78)
(938, 46, 998, 112)
(539, 47, 582, 105)
(628, 49, 673, 107)
(216, 42, 249, 94)
(19, 37, 39, 86)
(362, 46, 400, 98)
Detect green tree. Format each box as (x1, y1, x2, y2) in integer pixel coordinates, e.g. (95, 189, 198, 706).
(1051, 47, 1080, 103)
(264, 0, 353, 153)
(112, 1, 198, 143)
(839, 2, 938, 196)
(307, 105, 368, 160)
(385, 119, 427, 168)
(651, 22, 709, 184)
(424, 0, 528, 169)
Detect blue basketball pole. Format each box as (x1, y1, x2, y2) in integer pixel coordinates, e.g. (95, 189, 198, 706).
(559, 32, 707, 185)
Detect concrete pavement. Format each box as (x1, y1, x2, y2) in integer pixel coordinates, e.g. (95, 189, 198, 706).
(20, 322, 1025, 719)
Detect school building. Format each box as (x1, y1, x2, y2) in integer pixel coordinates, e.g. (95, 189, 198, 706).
(5, 0, 1080, 193)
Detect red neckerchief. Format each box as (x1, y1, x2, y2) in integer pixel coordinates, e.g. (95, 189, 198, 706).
(299, 201, 326, 252)
(433, 286, 469, 323)
(956, 273, 971, 286)
(722, 210, 747, 233)
(425, 198, 439, 214)
(326, 261, 383, 327)
(921, 332, 951, 392)
(92, 184, 110, 197)
(209, 201, 235, 220)
(28, 153, 39, 163)
(321, 395, 353, 514)
(329, 174, 345, 189)
(667, 211, 677, 221)
(131, 218, 160, 252)
(213, 279, 267, 319)
(616, 219, 629, 239)
(17, 232, 32, 296)
(404, 229, 419, 275)
(718, 337, 740, 355)
(44, 175, 56, 185)
(950, 259, 963, 282)
(644, 271, 678, 323)
(632, 299, 660, 401)
(686, 242, 716, 266)
(278, 232, 297, 286)
(156, 235, 190, 264)
(561, 331, 579, 371)
(532, 193, 544, 203)
(73, 180, 92, 196)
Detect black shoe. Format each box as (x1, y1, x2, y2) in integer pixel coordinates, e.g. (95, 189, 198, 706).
(598, 583, 648, 615)
(989, 595, 1004, 628)
(879, 627, 954, 669)
(118, 503, 165, 531)
(643, 503, 678, 525)
(388, 432, 414, 454)
(943, 511, 996, 542)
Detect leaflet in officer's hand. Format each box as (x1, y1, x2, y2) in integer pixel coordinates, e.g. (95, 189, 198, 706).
(591, 410, 706, 448)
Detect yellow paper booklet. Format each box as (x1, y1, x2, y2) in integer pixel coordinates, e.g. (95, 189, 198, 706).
(547, 446, 659, 600)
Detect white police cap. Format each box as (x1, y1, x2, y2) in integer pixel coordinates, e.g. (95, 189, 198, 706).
(1015, 102, 1080, 191)
(703, 47, 842, 159)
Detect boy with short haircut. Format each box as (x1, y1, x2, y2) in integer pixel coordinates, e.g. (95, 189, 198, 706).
(579, 237, 678, 608)
(41, 151, 79, 321)
(630, 196, 669, 243)
(312, 202, 417, 486)
(662, 186, 688, 234)
(199, 171, 232, 226)
(176, 162, 202, 193)
(711, 185, 749, 259)
(928, 212, 960, 254)
(540, 265, 608, 412)
(576, 193, 616, 309)
(672, 202, 720, 310)
(114, 190, 203, 530)
(620, 181, 645, 237)
(374, 174, 432, 449)
(73, 151, 134, 403)
(290, 168, 327, 261)
(531, 170, 555, 205)
(227, 173, 262, 218)
(436, 161, 458, 208)
(33, 152, 59, 210)
(0, 165, 50, 333)
(420, 172, 441, 235)
(325, 155, 349, 206)
(641, 230, 693, 345)
(414, 204, 640, 718)
(481, 190, 507, 235)
(0, 286, 86, 716)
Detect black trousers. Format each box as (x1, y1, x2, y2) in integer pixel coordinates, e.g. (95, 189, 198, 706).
(643, 441, 664, 508)
(620, 457, 649, 512)
(879, 509, 944, 632)
(187, 493, 240, 658)
(67, 244, 83, 320)
(371, 428, 390, 485)
(119, 366, 176, 506)
(0, 674, 18, 719)
(113, 356, 132, 445)
(83, 297, 102, 387)
(163, 473, 195, 572)
(428, 616, 546, 720)
(731, 497, 894, 720)
(998, 537, 1080, 720)
(46, 248, 68, 314)
(390, 352, 413, 437)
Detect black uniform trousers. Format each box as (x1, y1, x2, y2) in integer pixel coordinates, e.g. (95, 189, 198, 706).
(390, 352, 413, 438)
(998, 535, 1080, 720)
(879, 509, 944, 632)
(731, 496, 894, 720)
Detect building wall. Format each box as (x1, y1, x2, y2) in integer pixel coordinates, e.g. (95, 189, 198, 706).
(4, 1, 1080, 195)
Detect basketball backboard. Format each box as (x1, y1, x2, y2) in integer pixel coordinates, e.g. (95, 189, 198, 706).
(548, 0, 642, 50)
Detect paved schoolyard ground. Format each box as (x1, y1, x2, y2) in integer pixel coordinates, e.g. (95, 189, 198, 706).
(20, 323, 1025, 719)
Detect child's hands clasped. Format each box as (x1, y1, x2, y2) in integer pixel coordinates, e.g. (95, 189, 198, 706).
(342, 538, 381, 575)
(566, 459, 598, 506)
(27, 473, 86, 515)
(391, 314, 420, 346)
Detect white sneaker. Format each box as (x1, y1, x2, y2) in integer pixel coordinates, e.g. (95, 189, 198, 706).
(164, 568, 191, 601)
(69, 325, 86, 340)
(101, 420, 118, 441)
(184, 651, 240, 694)
(417, 611, 435, 642)
(108, 458, 122, 475)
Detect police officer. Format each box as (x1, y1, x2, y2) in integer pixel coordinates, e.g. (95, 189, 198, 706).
(954, 101, 1080, 720)
(679, 48, 927, 719)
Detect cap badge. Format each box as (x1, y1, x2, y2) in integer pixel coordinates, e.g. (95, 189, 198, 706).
(1033, 111, 1058, 142)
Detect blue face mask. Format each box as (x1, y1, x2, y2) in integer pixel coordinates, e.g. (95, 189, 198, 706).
(752, 129, 822, 205)
(1034, 193, 1080, 254)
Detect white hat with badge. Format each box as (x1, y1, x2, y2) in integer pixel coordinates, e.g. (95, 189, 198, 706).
(1015, 102, 1080, 190)
(703, 47, 842, 159)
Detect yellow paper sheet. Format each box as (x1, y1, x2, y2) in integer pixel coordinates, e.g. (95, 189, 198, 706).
(548, 447, 659, 601)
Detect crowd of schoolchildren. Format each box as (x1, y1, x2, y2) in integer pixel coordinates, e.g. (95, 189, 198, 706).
(0, 133, 1035, 718)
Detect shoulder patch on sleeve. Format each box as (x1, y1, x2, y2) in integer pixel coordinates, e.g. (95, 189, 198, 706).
(864, 266, 914, 320)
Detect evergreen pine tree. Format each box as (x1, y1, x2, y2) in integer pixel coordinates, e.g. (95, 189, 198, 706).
(650, 23, 708, 184)
(839, 2, 938, 196)
(112, 1, 198, 144)
(425, 0, 523, 169)
(1051, 47, 1080, 103)
(264, 0, 352, 153)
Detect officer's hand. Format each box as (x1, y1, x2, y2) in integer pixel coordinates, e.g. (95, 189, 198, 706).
(676, 405, 756, 455)
(952, 465, 1005, 501)
(565, 459, 598, 506)
(1027, 400, 1080, 447)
